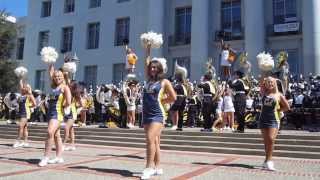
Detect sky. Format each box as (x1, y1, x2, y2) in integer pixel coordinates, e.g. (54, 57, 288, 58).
(0, 0, 27, 17)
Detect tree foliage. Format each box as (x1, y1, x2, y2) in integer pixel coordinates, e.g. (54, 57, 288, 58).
(0, 10, 18, 94)
(0, 10, 17, 60)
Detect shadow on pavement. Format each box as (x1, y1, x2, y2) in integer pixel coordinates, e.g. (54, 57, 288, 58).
(98, 154, 144, 160)
(193, 162, 255, 169)
(5, 157, 39, 165)
(0, 143, 14, 147)
(68, 166, 140, 178)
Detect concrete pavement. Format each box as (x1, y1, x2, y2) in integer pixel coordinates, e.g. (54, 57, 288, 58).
(0, 139, 319, 180)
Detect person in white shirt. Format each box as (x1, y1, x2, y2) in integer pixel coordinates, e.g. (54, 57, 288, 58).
(222, 85, 235, 131)
(220, 40, 232, 80)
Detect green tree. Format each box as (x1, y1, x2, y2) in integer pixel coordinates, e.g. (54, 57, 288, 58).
(0, 10, 18, 94)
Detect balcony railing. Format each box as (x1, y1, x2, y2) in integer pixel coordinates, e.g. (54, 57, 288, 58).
(266, 21, 302, 37)
(214, 29, 244, 42)
(168, 34, 191, 46)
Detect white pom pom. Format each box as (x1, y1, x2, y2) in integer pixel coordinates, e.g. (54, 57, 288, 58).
(140, 31, 163, 49)
(62, 62, 77, 74)
(14, 66, 28, 79)
(151, 57, 167, 73)
(257, 52, 274, 72)
(40, 46, 59, 64)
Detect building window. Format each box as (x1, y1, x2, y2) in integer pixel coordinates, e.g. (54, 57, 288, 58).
(64, 0, 75, 13)
(84, 65, 97, 89)
(273, 0, 297, 24)
(41, 1, 51, 17)
(16, 38, 25, 60)
(171, 57, 190, 78)
(35, 70, 46, 91)
(87, 22, 100, 49)
(38, 31, 49, 54)
(61, 27, 73, 53)
(117, 0, 130, 3)
(89, 0, 101, 8)
(221, 0, 242, 38)
(115, 18, 130, 46)
(175, 7, 192, 44)
(113, 63, 125, 83)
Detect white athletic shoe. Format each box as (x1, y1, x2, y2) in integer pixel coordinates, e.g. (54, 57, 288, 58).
(21, 142, 29, 147)
(38, 157, 49, 167)
(69, 146, 76, 151)
(13, 141, 22, 148)
(170, 125, 177, 130)
(48, 157, 64, 164)
(263, 161, 276, 171)
(154, 168, 163, 175)
(129, 123, 134, 128)
(141, 168, 156, 180)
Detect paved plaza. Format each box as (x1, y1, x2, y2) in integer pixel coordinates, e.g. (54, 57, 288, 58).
(0, 138, 319, 180)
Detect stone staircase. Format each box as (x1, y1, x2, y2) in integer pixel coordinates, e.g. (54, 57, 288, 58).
(0, 124, 320, 159)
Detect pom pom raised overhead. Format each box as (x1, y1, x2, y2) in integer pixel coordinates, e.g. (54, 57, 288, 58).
(14, 66, 28, 79)
(62, 61, 77, 74)
(140, 31, 163, 49)
(40, 46, 59, 64)
(257, 52, 274, 72)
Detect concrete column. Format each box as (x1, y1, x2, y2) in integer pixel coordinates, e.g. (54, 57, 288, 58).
(244, 0, 265, 75)
(302, 0, 320, 75)
(191, 0, 209, 80)
(148, 0, 164, 57)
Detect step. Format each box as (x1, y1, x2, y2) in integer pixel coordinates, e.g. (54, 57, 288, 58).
(2, 128, 320, 147)
(1, 132, 320, 153)
(2, 125, 320, 140)
(1, 135, 319, 159)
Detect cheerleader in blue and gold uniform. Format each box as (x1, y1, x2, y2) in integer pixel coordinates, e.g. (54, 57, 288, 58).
(13, 80, 36, 148)
(38, 64, 71, 167)
(259, 77, 290, 171)
(63, 81, 84, 151)
(141, 45, 176, 179)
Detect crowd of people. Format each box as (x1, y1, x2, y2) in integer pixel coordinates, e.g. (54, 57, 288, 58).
(1, 73, 319, 132)
(1, 32, 320, 179)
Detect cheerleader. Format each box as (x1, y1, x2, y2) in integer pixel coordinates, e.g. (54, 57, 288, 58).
(259, 77, 290, 171)
(38, 64, 71, 167)
(63, 81, 83, 151)
(141, 44, 176, 179)
(13, 80, 36, 148)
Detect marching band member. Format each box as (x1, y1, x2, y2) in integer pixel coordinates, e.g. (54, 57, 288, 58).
(170, 63, 188, 131)
(199, 59, 217, 132)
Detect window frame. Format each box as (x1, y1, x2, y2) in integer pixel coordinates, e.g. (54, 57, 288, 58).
(220, 0, 242, 38)
(115, 17, 130, 46)
(41, 1, 51, 18)
(16, 37, 25, 60)
(87, 22, 100, 49)
(61, 26, 73, 53)
(64, 0, 75, 13)
(273, 0, 297, 24)
(89, 0, 101, 8)
(38, 31, 50, 54)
